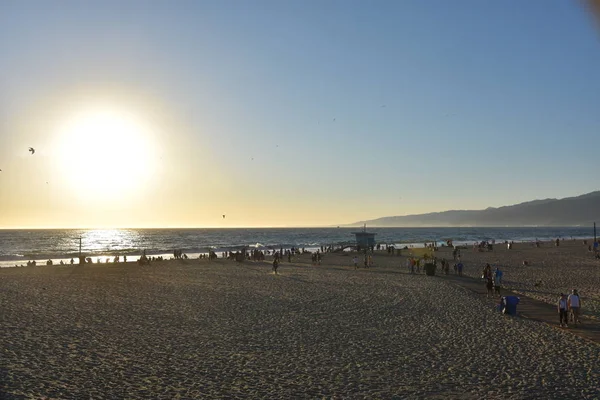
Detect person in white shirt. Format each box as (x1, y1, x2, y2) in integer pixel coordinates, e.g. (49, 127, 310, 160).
(557, 293, 568, 327)
(567, 289, 582, 326)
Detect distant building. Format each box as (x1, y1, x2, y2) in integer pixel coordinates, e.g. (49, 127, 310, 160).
(352, 225, 376, 250)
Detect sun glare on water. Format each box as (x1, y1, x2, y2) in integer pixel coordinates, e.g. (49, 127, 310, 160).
(55, 108, 157, 201)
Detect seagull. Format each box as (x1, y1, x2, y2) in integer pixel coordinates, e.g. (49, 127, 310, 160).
(29, 147, 35, 155)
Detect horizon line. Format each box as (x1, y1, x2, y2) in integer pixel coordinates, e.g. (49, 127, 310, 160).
(0, 225, 589, 230)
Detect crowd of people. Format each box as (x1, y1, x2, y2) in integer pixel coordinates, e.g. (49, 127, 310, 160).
(404, 256, 464, 276)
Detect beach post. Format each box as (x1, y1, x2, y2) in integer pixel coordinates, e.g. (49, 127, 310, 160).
(78, 236, 86, 265)
(595, 222, 597, 243)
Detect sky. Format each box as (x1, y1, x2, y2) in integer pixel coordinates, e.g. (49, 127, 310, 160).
(1, 0, 600, 228)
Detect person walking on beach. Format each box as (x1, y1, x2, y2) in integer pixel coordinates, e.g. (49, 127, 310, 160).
(493, 269, 502, 295)
(485, 275, 494, 298)
(442, 258, 449, 275)
(482, 263, 492, 280)
(568, 289, 581, 326)
(272, 258, 279, 274)
(456, 261, 463, 277)
(353, 255, 358, 269)
(494, 267, 503, 284)
(558, 293, 569, 328)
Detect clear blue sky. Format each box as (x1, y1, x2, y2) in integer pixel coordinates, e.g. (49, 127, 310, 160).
(1, 0, 599, 227)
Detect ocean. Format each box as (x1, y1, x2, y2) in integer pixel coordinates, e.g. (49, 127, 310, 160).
(0, 226, 595, 267)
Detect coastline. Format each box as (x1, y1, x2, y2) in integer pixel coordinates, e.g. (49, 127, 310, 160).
(0, 226, 595, 268)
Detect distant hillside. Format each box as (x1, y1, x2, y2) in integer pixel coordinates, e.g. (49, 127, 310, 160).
(346, 191, 600, 227)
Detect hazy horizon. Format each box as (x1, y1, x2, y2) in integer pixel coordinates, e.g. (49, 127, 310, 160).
(1, 188, 596, 229)
(2, 1, 600, 228)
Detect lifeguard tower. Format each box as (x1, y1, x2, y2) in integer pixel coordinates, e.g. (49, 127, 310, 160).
(352, 224, 377, 251)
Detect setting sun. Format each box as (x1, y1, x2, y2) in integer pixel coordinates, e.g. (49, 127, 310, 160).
(54, 108, 156, 201)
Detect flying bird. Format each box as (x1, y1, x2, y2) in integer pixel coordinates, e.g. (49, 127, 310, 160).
(333, 118, 336, 122)
(28, 147, 35, 155)
(222, 214, 226, 219)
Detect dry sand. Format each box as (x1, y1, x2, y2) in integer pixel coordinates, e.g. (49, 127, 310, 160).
(443, 239, 600, 319)
(1, 248, 599, 399)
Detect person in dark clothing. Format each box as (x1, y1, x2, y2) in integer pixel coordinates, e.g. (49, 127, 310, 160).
(558, 293, 569, 328)
(486, 277, 494, 298)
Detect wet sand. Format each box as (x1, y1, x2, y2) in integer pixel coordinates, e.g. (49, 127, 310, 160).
(1, 248, 599, 399)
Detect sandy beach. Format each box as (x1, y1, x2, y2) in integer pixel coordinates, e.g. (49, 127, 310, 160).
(445, 239, 600, 319)
(1, 245, 600, 399)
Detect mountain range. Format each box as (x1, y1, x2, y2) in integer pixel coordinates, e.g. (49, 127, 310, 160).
(346, 191, 600, 227)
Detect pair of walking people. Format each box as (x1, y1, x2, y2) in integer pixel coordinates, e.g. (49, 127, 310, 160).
(558, 289, 581, 328)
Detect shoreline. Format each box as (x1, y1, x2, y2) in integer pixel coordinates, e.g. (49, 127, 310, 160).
(1, 234, 595, 268)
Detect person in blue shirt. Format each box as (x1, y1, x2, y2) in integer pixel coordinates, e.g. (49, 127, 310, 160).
(493, 268, 503, 295)
(456, 262, 464, 277)
(494, 267, 503, 284)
